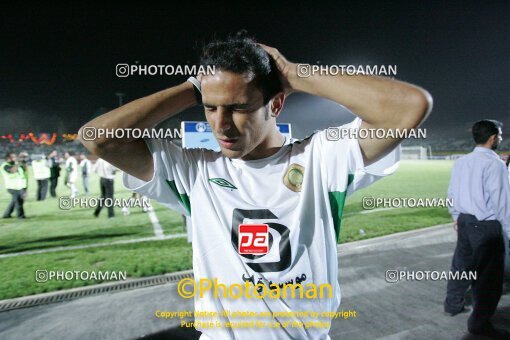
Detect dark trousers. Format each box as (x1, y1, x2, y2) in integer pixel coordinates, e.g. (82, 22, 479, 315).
(36, 179, 49, 201)
(49, 176, 58, 197)
(3, 189, 25, 218)
(445, 213, 505, 332)
(94, 178, 114, 218)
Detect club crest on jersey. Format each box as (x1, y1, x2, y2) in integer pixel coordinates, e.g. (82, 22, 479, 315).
(208, 178, 237, 190)
(238, 224, 269, 255)
(283, 163, 304, 192)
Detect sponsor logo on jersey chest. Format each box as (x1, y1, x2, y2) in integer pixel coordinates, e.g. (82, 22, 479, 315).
(238, 224, 269, 255)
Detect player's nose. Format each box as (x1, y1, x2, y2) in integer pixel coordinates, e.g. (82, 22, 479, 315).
(215, 109, 232, 133)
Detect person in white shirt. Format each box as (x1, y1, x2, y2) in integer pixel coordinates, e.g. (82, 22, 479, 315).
(32, 154, 51, 201)
(80, 32, 432, 340)
(79, 154, 92, 195)
(445, 120, 510, 337)
(64, 151, 78, 198)
(93, 158, 116, 218)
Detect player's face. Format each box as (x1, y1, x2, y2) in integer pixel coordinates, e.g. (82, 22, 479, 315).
(202, 70, 273, 159)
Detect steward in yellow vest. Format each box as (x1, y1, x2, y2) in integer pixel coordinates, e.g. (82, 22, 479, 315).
(1, 153, 27, 219)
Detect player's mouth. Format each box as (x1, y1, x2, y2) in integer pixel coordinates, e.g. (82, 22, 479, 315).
(218, 137, 239, 149)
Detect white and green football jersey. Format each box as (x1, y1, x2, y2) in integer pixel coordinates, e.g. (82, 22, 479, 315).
(124, 117, 400, 340)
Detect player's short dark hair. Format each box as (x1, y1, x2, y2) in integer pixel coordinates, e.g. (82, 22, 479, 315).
(472, 119, 502, 144)
(5, 152, 15, 160)
(199, 30, 282, 105)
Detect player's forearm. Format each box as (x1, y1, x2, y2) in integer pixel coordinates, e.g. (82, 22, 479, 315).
(288, 71, 432, 129)
(79, 81, 197, 152)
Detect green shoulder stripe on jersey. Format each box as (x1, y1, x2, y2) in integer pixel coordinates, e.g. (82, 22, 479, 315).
(328, 174, 355, 243)
(166, 180, 191, 215)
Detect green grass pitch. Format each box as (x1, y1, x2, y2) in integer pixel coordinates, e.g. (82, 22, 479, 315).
(0, 160, 454, 299)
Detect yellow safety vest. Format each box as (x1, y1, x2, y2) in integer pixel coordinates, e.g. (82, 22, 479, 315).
(0, 162, 26, 190)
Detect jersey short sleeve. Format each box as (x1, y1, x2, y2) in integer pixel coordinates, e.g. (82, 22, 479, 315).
(122, 138, 202, 215)
(317, 117, 401, 195)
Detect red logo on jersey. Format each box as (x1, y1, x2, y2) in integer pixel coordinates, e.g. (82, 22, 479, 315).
(238, 224, 269, 254)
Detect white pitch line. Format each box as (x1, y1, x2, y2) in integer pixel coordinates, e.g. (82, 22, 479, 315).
(147, 208, 164, 238)
(0, 233, 187, 259)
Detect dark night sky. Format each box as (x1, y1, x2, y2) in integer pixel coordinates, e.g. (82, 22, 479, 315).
(1, 1, 509, 139)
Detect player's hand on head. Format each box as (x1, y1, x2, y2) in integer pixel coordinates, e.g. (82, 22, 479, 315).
(258, 43, 295, 95)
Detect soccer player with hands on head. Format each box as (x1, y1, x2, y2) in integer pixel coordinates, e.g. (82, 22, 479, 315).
(80, 32, 432, 340)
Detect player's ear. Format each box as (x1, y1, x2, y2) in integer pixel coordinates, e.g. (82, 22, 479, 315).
(488, 133, 497, 144)
(269, 92, 285, 118)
